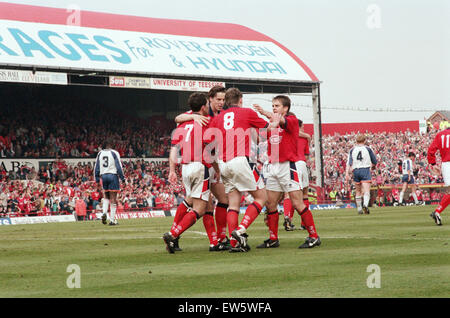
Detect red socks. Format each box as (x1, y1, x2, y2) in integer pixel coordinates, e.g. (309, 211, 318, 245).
(303, 198, 310, 209)
(228, 202, 262, 246)
(299, 207, 318, 238)
(290, 201, 295, 219)
(284, 197, 308, 229)
(203, 212, 218, 246)
(283, 198, 292, 219)
(267, 210, 279, 240)
(436, 194, 450, 214)
(227, 209, 239, 247)
(240, 202, 262, 230)
(171, 200, 190, 233)
(215, 202, 228, 242)
(170, 210, 199, 238)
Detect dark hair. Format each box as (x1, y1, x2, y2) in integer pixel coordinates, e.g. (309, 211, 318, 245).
(224, 88, 242, 107)
(408, 152, 415, 158)
(208, 85, 226, 99)
(188, 92, 207, 112)
(298, 119, 303, 127)
(273, 95, 291, 112)
(103, 140, 113, 149)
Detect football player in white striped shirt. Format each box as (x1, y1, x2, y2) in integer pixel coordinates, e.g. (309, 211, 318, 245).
(94, 141, 126, 225)
(399, 152, 420, 205)
(345, 134, 377, 214)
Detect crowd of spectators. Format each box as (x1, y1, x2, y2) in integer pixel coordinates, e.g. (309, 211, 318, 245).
(0, 159, 185, 218)
(313, 129, 443, 189)
(308, 128, 446, 203)
(0, 101, 174, 158)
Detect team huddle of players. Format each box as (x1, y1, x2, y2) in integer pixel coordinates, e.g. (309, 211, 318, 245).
(161, 86, 320, 253)
(93, 85, 450, 253)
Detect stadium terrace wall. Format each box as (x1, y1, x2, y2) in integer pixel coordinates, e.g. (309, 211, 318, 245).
(0, 158, 168, 173)
(303, 121, 420, 135)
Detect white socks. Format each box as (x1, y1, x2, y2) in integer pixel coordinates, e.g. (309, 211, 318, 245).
(103, 199, 110, 220)
(399, 191, 418, 204)
(363, 193, 370, 208)
(356, 196, 362, 212)
(110, 203, 117, 223)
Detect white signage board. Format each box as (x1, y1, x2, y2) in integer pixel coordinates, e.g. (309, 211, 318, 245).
(0, 20, 312, 82)
(0, 68, 67, 84)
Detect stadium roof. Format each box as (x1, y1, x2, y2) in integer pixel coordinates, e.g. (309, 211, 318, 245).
(0, 2, 318, 91)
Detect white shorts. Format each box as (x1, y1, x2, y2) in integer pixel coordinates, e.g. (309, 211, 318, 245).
(219, 157, 265, 194)
(181, 162, 210, 201)
(297, 160, 309, 188)
(265, 161, 305, 193)
(442, 162, 450, 186)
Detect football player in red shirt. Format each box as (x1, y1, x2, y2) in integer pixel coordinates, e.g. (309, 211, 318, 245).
(163, 92, 221, 253)
(208, 88, 281, 252)
(254, 96, 320, 249)
(427, 126, 450, 225)
(172, 86, 231, 251)
(282, 119, 310, 231)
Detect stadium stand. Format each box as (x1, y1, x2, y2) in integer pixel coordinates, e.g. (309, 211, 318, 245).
(0, 99, 174, 158)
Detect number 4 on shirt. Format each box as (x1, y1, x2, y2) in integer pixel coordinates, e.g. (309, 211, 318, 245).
(357, 151, 363, 161)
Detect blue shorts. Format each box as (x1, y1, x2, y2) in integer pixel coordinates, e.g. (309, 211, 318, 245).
(401, 174, 415, 184)
(353, 168, 372, 183)
(101, 174, 120, 191)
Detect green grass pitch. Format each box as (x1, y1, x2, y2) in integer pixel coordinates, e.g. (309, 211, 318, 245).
(0, 206, 449, 298)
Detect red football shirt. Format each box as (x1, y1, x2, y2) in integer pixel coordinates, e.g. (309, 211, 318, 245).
(209, 107, 268, 162)
(428, 128, 450, 164)
(171, 115, 212, 167)
(267, 115, 300, 163)
(297, 136, 310, 162)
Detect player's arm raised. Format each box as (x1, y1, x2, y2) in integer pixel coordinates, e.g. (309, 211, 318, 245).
(299, 131, 311, 143)
(270, 112, 283, 127)
(175, 113, 209, 126)
(253, 104, 273, 120)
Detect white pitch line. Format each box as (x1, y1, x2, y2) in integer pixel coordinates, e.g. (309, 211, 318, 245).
(187, 232, 448, 241)
(189, 231, 208, 237)
(2, 234, 447, 242)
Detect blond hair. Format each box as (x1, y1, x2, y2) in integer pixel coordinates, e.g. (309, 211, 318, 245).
(356, 134, 366, 144)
